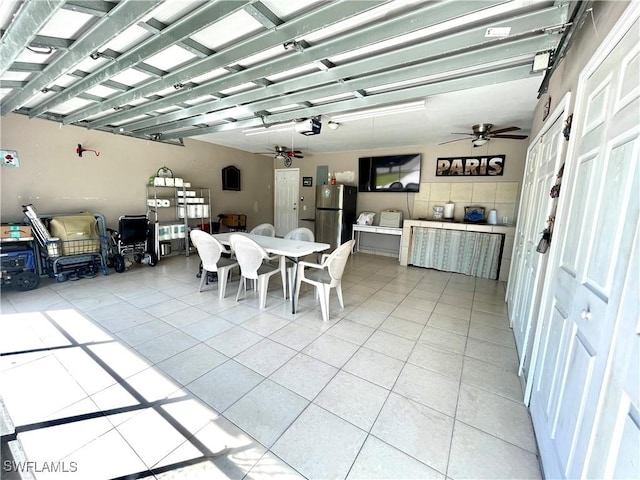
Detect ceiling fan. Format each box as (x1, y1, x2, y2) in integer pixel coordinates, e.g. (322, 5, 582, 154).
(441, 123, 529, 147)
(264, 145, 304, 167)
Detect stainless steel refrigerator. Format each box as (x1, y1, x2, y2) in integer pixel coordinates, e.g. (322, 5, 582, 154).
(315, 184, 357, 251)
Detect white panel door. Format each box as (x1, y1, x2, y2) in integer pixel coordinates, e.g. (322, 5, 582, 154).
(508, 110, 566, 380)
(274, 168, 299, 237)
(507, 137, 538, 323)
(584, 224, 639, 478)
(528, 9, 639, 479)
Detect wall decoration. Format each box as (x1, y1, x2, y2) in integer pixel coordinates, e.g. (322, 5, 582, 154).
(563, 114, 573, 140)
(222, 165, 241, 191)
(156, 166, 173, 177)
(538, 163, 564, 254)
(436, 155, 505, 176)
(543, 96, 552, 121)
(1, 150, 19, 167)
(76, 144, 100, 157)
(302, 176, 313, 187)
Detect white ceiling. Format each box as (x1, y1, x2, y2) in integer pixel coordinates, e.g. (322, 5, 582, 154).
(197, 76, 542, 155)
(0, 0, 572, 156)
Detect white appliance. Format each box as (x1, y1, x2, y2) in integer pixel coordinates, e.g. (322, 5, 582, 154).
(379, 210, 403, 228)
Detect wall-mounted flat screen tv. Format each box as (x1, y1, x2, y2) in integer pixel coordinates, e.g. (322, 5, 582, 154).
(358, 154, 421, 192)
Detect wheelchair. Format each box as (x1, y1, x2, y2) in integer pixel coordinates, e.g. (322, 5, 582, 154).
(108, 215, 157, 273)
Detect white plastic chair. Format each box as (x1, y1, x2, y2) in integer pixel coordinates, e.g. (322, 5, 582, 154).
(230, 234, 283, 309)
(190, 230, 238, 300)
(280, 227, 315, 300)
(249, 223, 275, 236)
(295, 239, 355, 322)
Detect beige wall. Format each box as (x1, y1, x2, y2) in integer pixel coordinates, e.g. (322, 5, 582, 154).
(0, 114, 274, 229)
(289, 138, 528, 226)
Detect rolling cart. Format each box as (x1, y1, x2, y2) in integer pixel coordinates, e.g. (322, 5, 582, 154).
(23, 205, 109, 282)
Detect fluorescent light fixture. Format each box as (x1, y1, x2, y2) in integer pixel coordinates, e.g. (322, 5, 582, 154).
(242, 122, 295, 136)
(473, 138, 489, 146)
(331, 100, 425, 123)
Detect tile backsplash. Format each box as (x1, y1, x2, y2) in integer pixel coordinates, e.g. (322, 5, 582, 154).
(412, 181, 519, 225)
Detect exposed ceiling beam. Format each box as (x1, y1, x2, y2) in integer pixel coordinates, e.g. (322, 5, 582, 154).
(137, 34, 558, 137)
(0, 0, 163, 115)
(0, 0, 66, 77)
(161, 64, 539, 139)
(63, 0, 116, 17)
(103, 80, 131, 92)
(133, 63, 166, 78)
(137, 18, 213, 58)
(244, 2, 283, 29)
(61, 0, 388, 125)
(117, 4, 566, 134)
(9, 62, 46, 72)
(0, 31, 73, 50)
(86, 0, 510, 129)
(28, 0, 251, 118)
(0, 80, 27, 89)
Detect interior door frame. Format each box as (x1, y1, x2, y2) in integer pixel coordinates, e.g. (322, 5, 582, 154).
(524, 2, 639, 406)
(274, 168, 300, 236)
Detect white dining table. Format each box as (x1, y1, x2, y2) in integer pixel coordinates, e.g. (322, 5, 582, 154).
(211, 232, 330, 313)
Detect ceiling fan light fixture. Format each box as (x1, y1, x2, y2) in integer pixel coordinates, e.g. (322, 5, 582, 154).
(473, 138, 489, 146)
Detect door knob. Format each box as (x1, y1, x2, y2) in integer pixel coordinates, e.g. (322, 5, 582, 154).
(580, 309, 591, 321)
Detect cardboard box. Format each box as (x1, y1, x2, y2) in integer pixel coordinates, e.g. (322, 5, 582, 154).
(221, 214, 246, 229)
(1, 224, 32, 239)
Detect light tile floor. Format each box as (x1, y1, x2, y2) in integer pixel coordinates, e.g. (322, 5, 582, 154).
(0, 253, 542, 479)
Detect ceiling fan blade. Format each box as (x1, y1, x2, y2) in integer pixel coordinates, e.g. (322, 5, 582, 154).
(439, 138, 470, 145)
(490, 126, 521, 135)
(292, 154, 304, 158)
(450, 132, 474, 136)
(491, 134, 529, 139)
